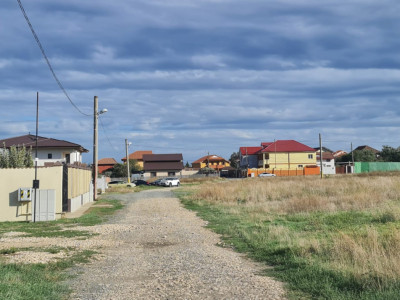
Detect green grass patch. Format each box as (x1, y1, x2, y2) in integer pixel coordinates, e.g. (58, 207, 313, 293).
(0, 197, 123, 299)
(178, 191, 400, 300)
(0, 250, 95, 300)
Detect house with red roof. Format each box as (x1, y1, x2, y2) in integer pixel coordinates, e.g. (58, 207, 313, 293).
(239, 140, 318, 175)
(98, 158, 117, 174)
(192, 154, 230, 170)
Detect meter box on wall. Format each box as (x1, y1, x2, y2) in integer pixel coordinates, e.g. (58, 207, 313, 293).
(18, 188, 32, 201)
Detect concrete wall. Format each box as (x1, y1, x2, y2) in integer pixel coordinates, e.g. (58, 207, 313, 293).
(68, 167, 92, 212)
(0, 166, 63, 222)
(317, 159, 336, 175)
(0, 165, 92, 221)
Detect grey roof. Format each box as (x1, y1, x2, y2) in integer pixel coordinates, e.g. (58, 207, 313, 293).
(0, 134, 89, 153)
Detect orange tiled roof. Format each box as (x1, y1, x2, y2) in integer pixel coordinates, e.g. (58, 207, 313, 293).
(122, 150, 153, 161)
(192, 155, 229, 164)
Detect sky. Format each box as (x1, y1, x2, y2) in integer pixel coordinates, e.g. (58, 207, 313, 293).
(1, 0, 400, 164)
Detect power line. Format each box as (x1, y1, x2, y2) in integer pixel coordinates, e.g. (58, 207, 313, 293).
(16, 0, 91, 117)
(99, 117, 114, 149)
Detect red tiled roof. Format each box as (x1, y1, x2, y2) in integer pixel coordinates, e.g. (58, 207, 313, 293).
(122, 150, 153, 161)
(192, 155, 228, 164)
(0, 134, 88, 153)
(98, 158, 118, 165)
(262, 140, 315, 153)
(261, 142, 273, 147)
(239, 147, 263, 155)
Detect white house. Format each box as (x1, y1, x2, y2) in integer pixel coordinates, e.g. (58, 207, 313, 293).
(0, 134, 88, 166)
(316, 150, 336, 175)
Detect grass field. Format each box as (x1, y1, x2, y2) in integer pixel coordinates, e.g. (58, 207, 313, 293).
(178, 173, 400, 299)
(0, 197, 123, 300)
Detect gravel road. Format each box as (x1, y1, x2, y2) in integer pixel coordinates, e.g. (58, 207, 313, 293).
(69, 189, 286, 300)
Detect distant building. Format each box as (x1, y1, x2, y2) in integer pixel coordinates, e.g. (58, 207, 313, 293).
(333, 150, 347, 158)
(98, 158, 117, 174)
(122, 150, 153, 169)
(316, 151, 336, 175)
(239, 147, 263, 169)
(143, 154, 184, 178)
(192, 155, 230, 170)
(0, 134, 88, 166)
(239, 140, 317, 170)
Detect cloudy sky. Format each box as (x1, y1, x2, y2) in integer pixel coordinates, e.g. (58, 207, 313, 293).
(1, 0, 400, 164)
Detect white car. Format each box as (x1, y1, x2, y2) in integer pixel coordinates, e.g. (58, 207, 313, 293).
(160, 177, 180, 187)
(258, 172, 276, 177)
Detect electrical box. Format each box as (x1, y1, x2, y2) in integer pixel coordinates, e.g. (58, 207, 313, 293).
(18, 188, 32, 202)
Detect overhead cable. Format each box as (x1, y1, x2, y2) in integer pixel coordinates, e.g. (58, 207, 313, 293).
(16, 0, 91, 117)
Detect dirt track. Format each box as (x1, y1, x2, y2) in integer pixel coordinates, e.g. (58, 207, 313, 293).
(69, 189, 286, 300)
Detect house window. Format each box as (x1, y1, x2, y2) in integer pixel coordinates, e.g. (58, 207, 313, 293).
(150, 172, 157, 177)
(66, 154, 70, 164)
(298, 165, 303, 168)
(48, 153, 52, 159)
(308, 154, 313, 159)
(168, 172, 176, 176)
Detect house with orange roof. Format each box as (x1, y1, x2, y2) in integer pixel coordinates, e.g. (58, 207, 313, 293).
(121, 150, 153, 169)
(192, 155, 230, 170)
(98, 158, 117, 174)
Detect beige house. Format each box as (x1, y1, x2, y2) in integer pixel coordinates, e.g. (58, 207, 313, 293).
(122, 150, 153, 169)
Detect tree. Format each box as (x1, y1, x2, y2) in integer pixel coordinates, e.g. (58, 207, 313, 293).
(108, 160, 142, 178)
(108, 163, 127, 177)
(185, 161, 190, 168)
(336, 149, 377, 163)
(380, 145, 400, 162)
(229, 151, 240, 169)
(0, 144, 33, 168)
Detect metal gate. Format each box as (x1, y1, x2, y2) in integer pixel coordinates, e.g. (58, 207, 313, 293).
(62, 164, 69, 212)
(33, 189, 56, 221)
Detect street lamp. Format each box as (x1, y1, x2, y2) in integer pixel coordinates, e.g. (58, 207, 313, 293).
(125, 139, 132, 183)
(93, 96, 107, 201)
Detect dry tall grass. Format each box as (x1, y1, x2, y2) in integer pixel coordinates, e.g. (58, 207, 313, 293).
(188, 173, 400, 289)
(191, 174, 400, 214)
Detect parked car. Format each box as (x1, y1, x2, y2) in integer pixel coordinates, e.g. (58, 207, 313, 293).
(108, 180, 126, 185)
(258, 172, 276, 177)
(133, 179, 150, 186)
(150, 179, 163, 186)
(160, 177, 180, 187)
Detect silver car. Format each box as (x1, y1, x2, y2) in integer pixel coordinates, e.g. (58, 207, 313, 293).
(258, 172, 276, 177)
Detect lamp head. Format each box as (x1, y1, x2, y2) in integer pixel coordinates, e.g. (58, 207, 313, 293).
(99, 108, 108, 114)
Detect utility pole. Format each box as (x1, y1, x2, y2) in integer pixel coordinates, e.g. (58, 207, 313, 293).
(125, 139, 131, 183)
(319, 133, 323, 179)
(93, 96, 98, 201)
(351, 142, 354, 173)
(33, 92, 39, 222)
(93, 96, 108, 201)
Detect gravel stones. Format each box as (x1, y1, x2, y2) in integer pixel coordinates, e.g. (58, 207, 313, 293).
(69, 189, 287, 300)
